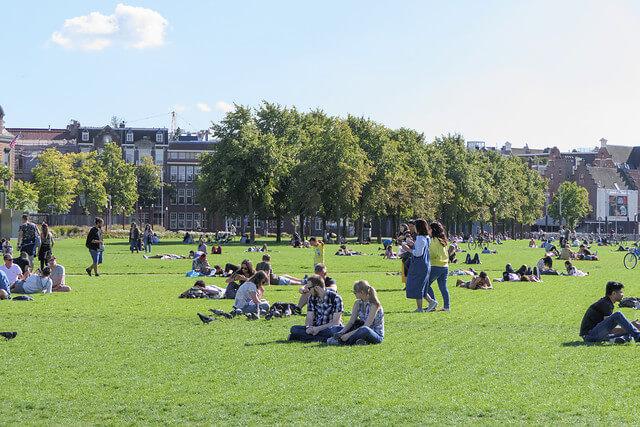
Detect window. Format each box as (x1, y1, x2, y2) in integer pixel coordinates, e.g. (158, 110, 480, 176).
(186, 166, 194, 182)
(179, 152, 186, 159)
(194, 212, 202, 229)
(195, 166, 201, 177)
(126, 132, 134, 142)
(17, 157, 23, 171)
(103, 135, 111, 144)
(156, 132, 164, 143)
(178, 166, 186, 182)
(186, 212, 193, 230)
(155, 150, 163, 165)
(170, 189, 176, 205)
(193, 189, 198, 205)
(169, 152, 178, 159)
(170, 212, 177, 229)
(178, 188, 185, 205)
(125, 149, 134, 164)
(138, 148, 151, 164)
(82, 131, 89, 142)
(186, 189, 193, 205)
(170, 166, 177, 182)
(177, 213, 185, 229)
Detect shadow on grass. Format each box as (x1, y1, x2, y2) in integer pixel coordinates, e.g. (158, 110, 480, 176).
(244, 339, 300, 347)
(562, 340, 596, 347)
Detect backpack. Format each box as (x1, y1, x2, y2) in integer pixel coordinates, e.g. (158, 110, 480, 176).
(619, 297, 640, 309)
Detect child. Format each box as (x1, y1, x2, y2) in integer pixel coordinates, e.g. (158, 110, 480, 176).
(309, 237, 325, 268)
(327, 280, 384, 345)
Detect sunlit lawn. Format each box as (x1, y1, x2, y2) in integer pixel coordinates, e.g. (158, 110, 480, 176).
(1, 237, 639, 424)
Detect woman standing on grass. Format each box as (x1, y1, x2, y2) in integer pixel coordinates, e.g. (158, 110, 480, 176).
(424, 221, 450, 312)
(402, 219, 435, 312)
(37, 222, 54, 271)
(143, 224, 153, 254)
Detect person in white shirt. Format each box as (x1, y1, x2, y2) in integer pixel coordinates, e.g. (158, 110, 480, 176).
(48, 257, 71, 292)
(0, 253, 23, 285)
(234, 271, 270, 316)
(11, 266, 52, 294)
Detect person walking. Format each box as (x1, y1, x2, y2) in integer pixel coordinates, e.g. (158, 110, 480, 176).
(401, 219, 435, 312)
(37, 222, 54, 271)
(424, 221, 450, 312)
(85, 217, 104, 277)
(17, 214, 39, 268)
(129, 223, 141, 253)
(143, 224, 153, 253)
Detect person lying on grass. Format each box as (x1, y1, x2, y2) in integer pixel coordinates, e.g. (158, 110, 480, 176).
(536, 256, 559, 275)
(144, 253, 186, 260)
(255, 254, 304, 286)
(297, 263, 337, 310)
(456, 271, 493, 289)
(289, 275, 343, 342)
(528, 238, 537, 248)
(481, 246, 497, 254)
(335, 245, 363, 256)
(327, 280, 384, 345)
(580, 281, 640, 344)
(233, 271, 270, 317)
(563, 261, 589, 277)
(577, 244, 599, 261)
(501, 264, 540, 282)
(10, 266, 52, 294)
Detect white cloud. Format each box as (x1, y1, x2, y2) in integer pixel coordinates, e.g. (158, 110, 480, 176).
(173, 104, 187, 113)
(196, 102, 212, 112)
(215, 101, 234, 113)
(50, 3, 167, 51)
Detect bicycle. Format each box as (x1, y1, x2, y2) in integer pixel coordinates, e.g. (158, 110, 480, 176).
(623, 246, 640, 269)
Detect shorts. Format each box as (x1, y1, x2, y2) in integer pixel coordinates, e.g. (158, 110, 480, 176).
(89, 249, 103, 265)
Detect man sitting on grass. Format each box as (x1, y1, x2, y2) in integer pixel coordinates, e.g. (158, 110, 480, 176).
(289, 275, 343, 342)
(297, 263, 337, 310)
(48, 257, 71, 292)
(0, 253, 22, 286)
(580, 281, 640, 344)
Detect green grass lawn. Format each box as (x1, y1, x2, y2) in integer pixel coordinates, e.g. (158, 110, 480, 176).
(1, 237, 639, 424)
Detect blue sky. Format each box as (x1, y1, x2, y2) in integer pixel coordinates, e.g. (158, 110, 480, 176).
(2, 0, 640, 150)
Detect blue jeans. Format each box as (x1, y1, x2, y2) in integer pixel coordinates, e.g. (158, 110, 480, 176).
(345, 326, 384, 345)
(89, 250, 103, 265)
(241, 301, 270, 315)
(144, 238, 152, 253)
(289, 325, 343, 342)
(425, 266, 450, 309)
(583, 312, 640, 342)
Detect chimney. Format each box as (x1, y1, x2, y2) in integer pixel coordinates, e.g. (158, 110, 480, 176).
(600, 138, 608, 148)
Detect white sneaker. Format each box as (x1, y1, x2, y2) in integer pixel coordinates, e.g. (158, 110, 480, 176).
(426, 300, 438, 312)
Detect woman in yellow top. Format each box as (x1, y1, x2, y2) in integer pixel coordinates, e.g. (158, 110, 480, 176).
(424, 221, 450, 312)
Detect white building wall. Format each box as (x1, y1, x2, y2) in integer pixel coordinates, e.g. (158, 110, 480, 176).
(596, 188, 638, 220)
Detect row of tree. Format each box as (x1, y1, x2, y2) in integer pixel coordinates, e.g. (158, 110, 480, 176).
(197, 102, 549, 242)
(4, 143, 161, 217)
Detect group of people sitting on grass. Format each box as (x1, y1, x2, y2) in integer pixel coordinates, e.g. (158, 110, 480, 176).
(194, 258, 384, 346)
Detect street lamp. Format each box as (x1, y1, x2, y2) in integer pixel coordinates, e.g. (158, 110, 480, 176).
(165, 206, 169, 230)
(203, 207, 207, 231)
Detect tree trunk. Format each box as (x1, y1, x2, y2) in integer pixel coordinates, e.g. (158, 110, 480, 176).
(359, 211, 365, 243)
(322, 217, 327, 240)
(491, 209, 497, 238)
(341, 217, 347, 238)
(377, 216, 382, 244)
(247, 196, 255, 244)
(276, 213, 282, 243)
(299, 213, 305, 241)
